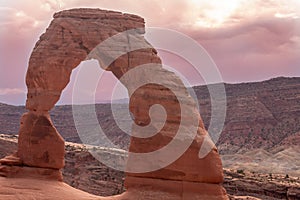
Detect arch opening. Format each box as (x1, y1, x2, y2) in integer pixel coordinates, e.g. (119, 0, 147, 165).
(0, 8, 228, 200)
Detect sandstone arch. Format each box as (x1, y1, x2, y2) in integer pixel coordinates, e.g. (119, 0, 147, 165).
(1, 9, 228, 199)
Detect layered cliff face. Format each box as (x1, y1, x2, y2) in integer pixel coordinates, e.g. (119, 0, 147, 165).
(0, 8, 228, 199)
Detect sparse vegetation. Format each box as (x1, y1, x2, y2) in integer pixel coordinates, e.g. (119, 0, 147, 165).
(285, 174, 289, 179)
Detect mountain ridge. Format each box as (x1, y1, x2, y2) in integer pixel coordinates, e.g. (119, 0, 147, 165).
(0, 76, 299, 154)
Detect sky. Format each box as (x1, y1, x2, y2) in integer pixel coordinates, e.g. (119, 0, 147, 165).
(0, 0, 300, 105)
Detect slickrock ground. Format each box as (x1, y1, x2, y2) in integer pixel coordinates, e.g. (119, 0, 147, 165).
(0, 134, 299, 199)
(0, 177, 105, 200)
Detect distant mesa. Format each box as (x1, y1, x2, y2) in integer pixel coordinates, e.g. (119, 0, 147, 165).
(0, 8, 228, 199)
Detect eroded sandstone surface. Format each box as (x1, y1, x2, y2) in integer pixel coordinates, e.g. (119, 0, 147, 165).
(1, 135, 300, 200)
(0, 8, 228, 199)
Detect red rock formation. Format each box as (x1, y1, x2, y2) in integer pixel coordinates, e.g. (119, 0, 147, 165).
(18, 112, 65, 169)
(0, 8, 228, 199)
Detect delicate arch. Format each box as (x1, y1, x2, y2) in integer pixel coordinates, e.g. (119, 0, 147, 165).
(13, 8, 228, 199)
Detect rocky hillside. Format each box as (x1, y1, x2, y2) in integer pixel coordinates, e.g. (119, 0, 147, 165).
(197, 77, 300, 154)
(0, 77, 299, 154)
(0, 134, 299, 200)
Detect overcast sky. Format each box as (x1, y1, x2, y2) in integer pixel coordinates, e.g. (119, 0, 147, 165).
(0, 0, 300, 105)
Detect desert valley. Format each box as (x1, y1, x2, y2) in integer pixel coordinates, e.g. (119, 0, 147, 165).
(0, 77, 299, 199)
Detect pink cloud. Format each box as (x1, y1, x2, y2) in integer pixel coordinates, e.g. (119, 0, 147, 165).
(0, 88, 25, 95)
(0, 0, 300, 104)
(0, 88, 26, 105)
(176, 15, 300, 83)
